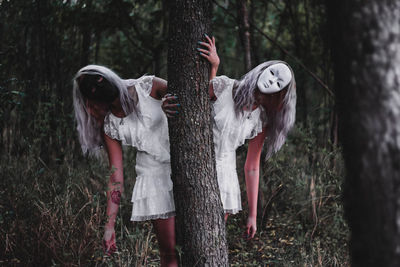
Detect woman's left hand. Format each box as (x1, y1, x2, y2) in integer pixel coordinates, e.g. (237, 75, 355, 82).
(244, 216, 257, 240)
(161, 94, 180, 118)
(103, 227, 117, 256)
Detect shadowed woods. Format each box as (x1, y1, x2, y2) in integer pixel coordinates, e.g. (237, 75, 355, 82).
(0, 0, 353, 265)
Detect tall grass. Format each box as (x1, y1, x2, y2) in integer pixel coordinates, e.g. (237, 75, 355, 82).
(0, 147, 161, 266)
(0, 125, 349, 266)
(228, 125, 349, 266)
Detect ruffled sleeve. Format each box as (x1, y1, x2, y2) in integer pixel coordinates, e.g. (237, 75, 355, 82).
(136, 75, 154, 96)
(211, 79, 264, 157)
(211, 76, 235, 98)
(243, 109, 265, 141)
(103, 113, 124, 141)
(103, 111, 170, 163)
(125, 75, 154, 97)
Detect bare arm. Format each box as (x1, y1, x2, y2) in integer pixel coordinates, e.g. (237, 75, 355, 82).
(244, 127, 267, 239)
(199, 35, 219, 100)
(150, 77, 168, 100)
(103, 132, 124, 254)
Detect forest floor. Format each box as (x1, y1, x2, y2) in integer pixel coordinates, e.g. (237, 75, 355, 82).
(96, 206, 349, 266)
(0, 132, 349, 266)
(99, 144, 349, 266)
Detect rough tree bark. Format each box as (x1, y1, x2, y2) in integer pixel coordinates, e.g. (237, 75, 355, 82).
(167, 1, 229, 266)
(328, 1, 400, 265)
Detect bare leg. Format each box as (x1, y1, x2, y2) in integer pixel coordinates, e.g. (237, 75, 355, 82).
(152, 217, 178, 267)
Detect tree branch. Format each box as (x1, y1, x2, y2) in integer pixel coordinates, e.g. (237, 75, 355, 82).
(212, 0, 333, 97)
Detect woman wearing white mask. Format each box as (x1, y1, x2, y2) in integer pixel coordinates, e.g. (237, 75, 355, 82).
(165, 36, 296, 239)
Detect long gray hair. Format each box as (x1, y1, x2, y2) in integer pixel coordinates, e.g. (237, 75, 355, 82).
(233, 60, 296, 160)
(72, 65, 138, 156)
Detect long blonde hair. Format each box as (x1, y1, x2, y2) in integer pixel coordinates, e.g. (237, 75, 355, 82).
(233, 61, 297, 160)
(72, 65, 139, 156)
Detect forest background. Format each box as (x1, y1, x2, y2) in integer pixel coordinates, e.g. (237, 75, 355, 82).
(0, 0, 348, 266)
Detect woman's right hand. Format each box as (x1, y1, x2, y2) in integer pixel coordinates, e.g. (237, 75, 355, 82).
(103, 227, 117, 256)
(198, 35, 220, 70)
(161, 94, 180, 118)
(244, 216, 257, 240)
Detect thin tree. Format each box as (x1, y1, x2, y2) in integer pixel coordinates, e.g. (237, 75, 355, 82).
(236, 0, 253, 71)
(328, 0, 400, 265)
(167, 0, 229, 265)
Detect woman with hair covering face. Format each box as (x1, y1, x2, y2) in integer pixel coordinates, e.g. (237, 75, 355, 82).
(164, 36, 296, 240)
(73, 65, 177, 266)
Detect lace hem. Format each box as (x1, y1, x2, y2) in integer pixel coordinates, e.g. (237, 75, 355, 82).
(224, 208, 242, 215)
(131, 189, 175, 221)
(131, 211, 176, 221)
(220, 189, 241, 214)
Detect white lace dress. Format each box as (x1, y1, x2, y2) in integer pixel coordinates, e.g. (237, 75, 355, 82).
(211, 76, 265, 214)
(103, 76, 175, 221)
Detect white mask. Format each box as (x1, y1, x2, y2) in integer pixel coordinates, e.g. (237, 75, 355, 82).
(257, 63, 292, 94)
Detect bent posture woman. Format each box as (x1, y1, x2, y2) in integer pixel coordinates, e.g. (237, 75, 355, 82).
(202, 37, 296, 239)
(73, 65, 177, 266)
(164, 36, 296, 239)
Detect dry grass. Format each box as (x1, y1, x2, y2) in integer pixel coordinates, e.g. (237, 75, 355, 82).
(0, 127, 349, 266)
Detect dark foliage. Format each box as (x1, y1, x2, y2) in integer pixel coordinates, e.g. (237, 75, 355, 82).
(0, 0, 348, 265)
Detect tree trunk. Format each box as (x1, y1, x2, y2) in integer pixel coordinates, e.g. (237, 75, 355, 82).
(249, 0, 259, 65)
(236, 0, 252, 71)
(167, 1, 229, 266)
(80, 0, 92, 67)
(80, 26, 91, 67)
(328, 1, 400, 265)
(286, 0, 308, 126)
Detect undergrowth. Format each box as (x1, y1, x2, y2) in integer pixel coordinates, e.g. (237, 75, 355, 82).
(0, 126, 349, 266)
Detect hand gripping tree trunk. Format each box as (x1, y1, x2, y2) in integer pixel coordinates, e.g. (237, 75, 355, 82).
(328, 0, 400, 265)
(167, 1, 229, 266)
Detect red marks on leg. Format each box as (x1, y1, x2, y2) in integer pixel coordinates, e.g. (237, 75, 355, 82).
(111, 190, 121, 205)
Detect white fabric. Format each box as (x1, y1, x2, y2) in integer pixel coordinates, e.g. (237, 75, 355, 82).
(131, 151, 175, 221)
(211, 76, 264, 156)
(104, 76, 170, 163)
(216, 151, 242, 214)
(103, 75, 175, 221)
(211, 76, 264, 213)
